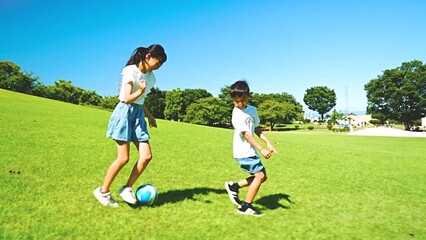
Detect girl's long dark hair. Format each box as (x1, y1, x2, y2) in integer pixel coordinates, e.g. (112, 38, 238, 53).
(126, 44, 167, 66)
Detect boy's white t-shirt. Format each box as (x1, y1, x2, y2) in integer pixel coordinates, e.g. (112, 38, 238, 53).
(119, 65, 156, 105)
(232, 105, 260, 158)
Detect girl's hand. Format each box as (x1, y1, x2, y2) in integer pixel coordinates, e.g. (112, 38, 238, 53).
(148, 115, 157, 128)
(139, 80, 147, 92)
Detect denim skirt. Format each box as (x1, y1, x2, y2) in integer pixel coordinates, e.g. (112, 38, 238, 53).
(106, 102, 149, 142)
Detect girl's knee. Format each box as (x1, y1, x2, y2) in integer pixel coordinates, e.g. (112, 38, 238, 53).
(140, 153, 152, 162)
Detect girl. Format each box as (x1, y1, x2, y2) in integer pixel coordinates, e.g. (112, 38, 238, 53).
(94, 44, 167, 207)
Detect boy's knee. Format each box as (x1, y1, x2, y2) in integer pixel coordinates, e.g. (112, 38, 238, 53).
(255, 171, 267, 182)
(117, 157, 130, 165)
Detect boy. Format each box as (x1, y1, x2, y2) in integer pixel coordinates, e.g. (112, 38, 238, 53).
(225, 80, 277, 216)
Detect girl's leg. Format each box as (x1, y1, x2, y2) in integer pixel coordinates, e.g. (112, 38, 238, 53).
(244, 171, 267, 204)
(125, 141, 152, 187)
(101, 141, 130, 193)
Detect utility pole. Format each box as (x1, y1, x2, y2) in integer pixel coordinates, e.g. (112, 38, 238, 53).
(345, 86, 349, 114)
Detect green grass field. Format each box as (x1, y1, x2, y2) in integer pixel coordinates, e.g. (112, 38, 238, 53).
(1, 89, 425, 239)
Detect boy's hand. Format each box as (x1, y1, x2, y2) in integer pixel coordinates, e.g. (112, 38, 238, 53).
(267, 143, 278, 154)
(260, 148, 271, 159)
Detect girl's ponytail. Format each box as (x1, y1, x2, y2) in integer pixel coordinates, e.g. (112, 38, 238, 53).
(126, 44, 167, 66)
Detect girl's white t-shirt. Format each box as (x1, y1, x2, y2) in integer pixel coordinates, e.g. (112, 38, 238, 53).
(232, 105, 260, 158)
(119, 65, 156, 105)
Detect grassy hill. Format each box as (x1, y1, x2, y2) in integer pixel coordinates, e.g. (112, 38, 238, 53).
(1, 89, 425, 239)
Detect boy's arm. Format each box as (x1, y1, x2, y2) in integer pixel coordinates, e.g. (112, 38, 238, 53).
(242, 131, 272, 159)
(254, 127, 278, 154)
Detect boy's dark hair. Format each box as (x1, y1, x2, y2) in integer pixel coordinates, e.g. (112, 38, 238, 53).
(126, 44, 167, 66)
(230, 80, 250, 98)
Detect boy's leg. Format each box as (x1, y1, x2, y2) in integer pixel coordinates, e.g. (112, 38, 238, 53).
(236, 171, 267, 216)
(237, 176, 254, 188)
(244, 170, 267, 204)
(226, 174, 258, 206)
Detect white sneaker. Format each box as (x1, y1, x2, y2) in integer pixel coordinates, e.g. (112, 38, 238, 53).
(237, 203, 264, 217)
(118, 186, 137, 204)
(93, 187, 118, 207)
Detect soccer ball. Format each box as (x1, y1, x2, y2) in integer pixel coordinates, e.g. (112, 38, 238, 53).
(135, 184, 158, 206)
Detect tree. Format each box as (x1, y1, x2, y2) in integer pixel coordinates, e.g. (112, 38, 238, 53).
(218, 85, 233, 109)
(100, 95, 119, 110)
(164, 88, 213, 121)
(31, 81, 48, 97)
(0, 60, 39, 94)
(183, 97, 230, 126)
(180, 89, 213, 119)
(251, 92, 304, 115)
(258, 100, 298, 131)
(145, 87, 167, 119)
(44, 80, 84, 104)
(303, 86, 336, 122)
(364, 60, 426, 130)
(329, 108, 343, 124)
(164, 88, 184, 121)
(79, 90, 102, 106)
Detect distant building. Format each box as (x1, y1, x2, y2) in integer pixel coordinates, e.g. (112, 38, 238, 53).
(343, 114, 372, 127)
(422, 117, 426, 127)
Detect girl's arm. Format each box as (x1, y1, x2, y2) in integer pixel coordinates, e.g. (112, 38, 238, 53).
(144, 105, 157, 128)
(242, 131, 272, 159)
(122, 80, 146, 104)
(255, 127, 278, 154)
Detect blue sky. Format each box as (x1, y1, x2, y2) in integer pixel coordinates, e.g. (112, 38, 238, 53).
(1, 0, 425, 114)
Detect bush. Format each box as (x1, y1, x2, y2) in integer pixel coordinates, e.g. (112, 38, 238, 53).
(295, 125, 299, 130)
(332, 127, 350, 133)
(303, 119, 311, 124)
(308, 126, 314, 130)
(326, 124, 333, 130)
(370, 119, 381, 125)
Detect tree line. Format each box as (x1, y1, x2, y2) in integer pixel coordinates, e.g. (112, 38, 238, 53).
(0, 60, 305, 130)
(2, 59, 424, 130)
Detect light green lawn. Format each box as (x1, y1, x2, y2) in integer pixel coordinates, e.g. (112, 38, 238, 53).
(1, 89, 425, 239)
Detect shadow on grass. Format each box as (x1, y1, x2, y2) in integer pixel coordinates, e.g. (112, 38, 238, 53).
(128, 187, 225, 208)
(255, 193, 295, 210)
(128, 187, 226, 208)
(129, 188, 294, 211)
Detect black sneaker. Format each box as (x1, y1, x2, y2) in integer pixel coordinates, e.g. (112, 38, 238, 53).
(237, 203, 264, 217)
(225, 182, 242, 206)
